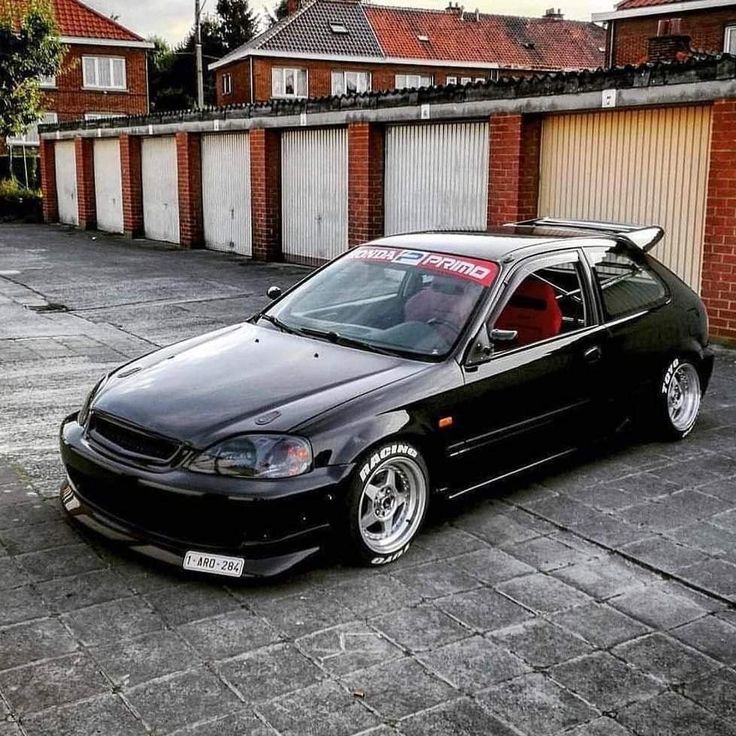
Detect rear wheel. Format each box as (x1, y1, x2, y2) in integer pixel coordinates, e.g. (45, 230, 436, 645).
(343, 442, 429, 566)
(653, 357, 702, 440)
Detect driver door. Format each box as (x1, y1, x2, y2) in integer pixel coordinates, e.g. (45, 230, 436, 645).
(443, 250, 606, 495)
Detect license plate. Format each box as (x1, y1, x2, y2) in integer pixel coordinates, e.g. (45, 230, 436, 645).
(183, 551, 245, 578)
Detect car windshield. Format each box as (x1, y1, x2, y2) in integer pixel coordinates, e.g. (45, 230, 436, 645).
(262, 246, 499, 359)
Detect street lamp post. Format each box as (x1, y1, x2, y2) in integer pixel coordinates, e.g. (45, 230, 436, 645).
(195, 0, 205, 108)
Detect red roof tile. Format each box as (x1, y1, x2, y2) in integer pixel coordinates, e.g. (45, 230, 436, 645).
(52, 0, 144, 42)
(616, 0, 704, 8)
(363, 5, 605, 69)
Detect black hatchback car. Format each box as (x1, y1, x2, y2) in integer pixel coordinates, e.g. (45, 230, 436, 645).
(60, 218, 714, 577)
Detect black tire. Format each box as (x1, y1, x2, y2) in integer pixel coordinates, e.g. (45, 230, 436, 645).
(342, 440, 430, 567)
(651, 356, 703, 441)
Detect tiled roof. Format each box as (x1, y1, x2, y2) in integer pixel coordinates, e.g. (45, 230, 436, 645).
(365, 6, 605, 69)
(615, 0, 726, 8)
(52, 0, 145, 42)
(215, 0, 605, 71)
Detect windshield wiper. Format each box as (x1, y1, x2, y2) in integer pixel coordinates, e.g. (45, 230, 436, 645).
(255, 313, 305, 336)
(298, 327, 397, 356)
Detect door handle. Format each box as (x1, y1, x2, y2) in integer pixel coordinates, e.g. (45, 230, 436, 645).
(583, 345, 602, 364)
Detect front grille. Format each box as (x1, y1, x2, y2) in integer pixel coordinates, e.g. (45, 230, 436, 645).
(88, 413, 181, 464)
(66, 467, 322, 550)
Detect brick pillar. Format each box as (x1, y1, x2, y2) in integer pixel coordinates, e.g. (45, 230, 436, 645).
(176, 132, 204, 248)
(119, 134, 143, 238)
(487, 114, 542, 228)
(40, 139, 58, 223)
(702, 99, 736, 344)
(75, 137, 96, 230)
(250, 128, 281, 261)
(348, 122, 384, 246)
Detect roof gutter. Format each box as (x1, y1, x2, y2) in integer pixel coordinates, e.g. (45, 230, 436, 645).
(209, 49, 582, 73)
(60, 36, 155, 49)
(593, 0, 736, 21)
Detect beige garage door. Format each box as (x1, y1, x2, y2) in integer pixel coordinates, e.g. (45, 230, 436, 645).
(538, 106, 712, 291)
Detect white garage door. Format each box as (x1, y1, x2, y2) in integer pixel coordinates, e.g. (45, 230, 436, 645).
(385, 122, 489, 236)
(55, 141, 78, 226)
(141, 137, 180, 244)
(93, 139, 123, 234)
(539, 106, 712, 291)
(282, 128, 348, 262)
(201, 133, 252, 256)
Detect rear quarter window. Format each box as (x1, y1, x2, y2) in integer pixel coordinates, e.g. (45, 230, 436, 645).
(588, 246, 668, 320)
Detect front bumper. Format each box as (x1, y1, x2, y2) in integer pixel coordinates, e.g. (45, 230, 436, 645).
(60, 415, 353, 578)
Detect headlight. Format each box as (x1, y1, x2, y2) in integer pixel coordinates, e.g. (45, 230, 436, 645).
(78, 374, 109, 427)
(187, 435, 312, 479)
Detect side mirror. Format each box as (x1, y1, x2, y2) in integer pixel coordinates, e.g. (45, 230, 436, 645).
(490, 328, 518, 343)
(465, 327, 493, 367)
(266, 286, 282, 300)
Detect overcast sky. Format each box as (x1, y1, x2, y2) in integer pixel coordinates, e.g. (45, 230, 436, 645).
(84, 0, 612, 45)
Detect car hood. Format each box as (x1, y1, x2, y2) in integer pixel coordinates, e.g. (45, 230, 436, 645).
(92, 323, 430, 447)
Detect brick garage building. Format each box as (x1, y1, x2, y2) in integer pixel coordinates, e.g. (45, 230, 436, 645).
(7, 0, 151, 149)
(209, 0, 606, 105)
(594, 0, 736, 67)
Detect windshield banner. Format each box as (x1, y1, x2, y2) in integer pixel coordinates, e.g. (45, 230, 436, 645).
(349, 247, 499, 287)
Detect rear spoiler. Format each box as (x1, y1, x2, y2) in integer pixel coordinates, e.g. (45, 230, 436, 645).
(508, 217, 665, 252)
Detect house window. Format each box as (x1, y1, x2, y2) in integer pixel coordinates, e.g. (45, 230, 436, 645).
(725, 25, 736, 54)
(272, 67, 307, 98)
(222, 73, 233, 95)
(489, 69, 500, 82)
(82, 57, 126, 90)
(39, 75, 56, 88)
(329, 22, 348, 34)
(474, 76, 485, 83)
(84, 112, 116, 121)
(331, 70, 371, 95)
(460, 76, 472, 84)
(446, 75, 457, 85)
(7, 112, 58, 146)
(395, 73, 433, 89)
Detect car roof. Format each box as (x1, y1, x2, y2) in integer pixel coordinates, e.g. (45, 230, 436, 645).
(367, 226, 613, 262)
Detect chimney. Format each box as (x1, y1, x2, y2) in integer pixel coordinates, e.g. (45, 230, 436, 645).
(543, 7, 564, 19)
(445, 2, 463, 15)
(287, 0, 299, 15)
(648, 18, 691, 62)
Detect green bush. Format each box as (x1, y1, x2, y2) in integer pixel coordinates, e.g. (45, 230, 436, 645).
(0, 177, 42, 221)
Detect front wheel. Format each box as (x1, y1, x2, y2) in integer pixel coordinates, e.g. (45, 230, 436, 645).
(653, 357, 703, 440)
(343, 442, 429, 566)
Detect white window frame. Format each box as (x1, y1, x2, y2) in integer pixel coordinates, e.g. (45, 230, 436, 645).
(446, 75, 457, 85)
(39, 74, 56, 88)
(7, 112, 58, 146)
(460, 76, 472, 85)
(330, 70, 371, 95)
(395, 73, 433, 90)
(84, 112, 116, 121)
(725, 25, 736, 53)
(489, 69, 500, 82)
(82, 56, 127, 91)
(271, 67, 308, 98)
(222, 73, 233, 95)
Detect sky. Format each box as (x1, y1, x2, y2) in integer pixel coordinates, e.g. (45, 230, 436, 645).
(83, 0, 613, 45)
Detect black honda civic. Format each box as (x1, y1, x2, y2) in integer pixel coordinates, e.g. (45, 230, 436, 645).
(60, 219, 714, 578)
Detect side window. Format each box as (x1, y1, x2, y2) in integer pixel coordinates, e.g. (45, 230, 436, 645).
(588, 246, 667, 320)
(493, 257, 588, 350)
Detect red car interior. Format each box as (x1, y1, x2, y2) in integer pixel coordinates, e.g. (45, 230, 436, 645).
(496, 277, 563, 346)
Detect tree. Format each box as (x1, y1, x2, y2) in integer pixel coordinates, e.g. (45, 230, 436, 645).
(216, 0, 258, 52)
(267, 0, 289, 27)
(0, 0, 63, 139)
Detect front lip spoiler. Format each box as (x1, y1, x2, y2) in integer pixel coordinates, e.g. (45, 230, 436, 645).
(60, 478, 327, 579)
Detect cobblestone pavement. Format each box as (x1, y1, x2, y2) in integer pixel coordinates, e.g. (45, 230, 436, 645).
(1, 224, 735, 736)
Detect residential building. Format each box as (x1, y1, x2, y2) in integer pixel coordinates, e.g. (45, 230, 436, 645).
(594, 0, 736, 67)
(210, 0, 606, 105)
(7, 0, 152, 148)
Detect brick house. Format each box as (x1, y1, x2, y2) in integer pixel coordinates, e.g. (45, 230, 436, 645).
(594, 0, 736, 67)
(7, 0, 152, 147)
(209, 0, 606, 106)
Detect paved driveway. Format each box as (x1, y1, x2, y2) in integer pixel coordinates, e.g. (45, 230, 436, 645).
(1, 224, 735, 736)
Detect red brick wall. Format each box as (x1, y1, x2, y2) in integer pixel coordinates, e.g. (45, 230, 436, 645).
(75, 137, 96, 230)
(42, 45, 149, 121)
(216, 57, 509, 106)
(176, 132, 204, 248)
(702, 99, 736, 344)
(487, 114, 541, 228)
(249, 129, 282, 261)
(610, 8, 736, 66)
(348, 122, 384, 246)
(40, 139, 58, 223)
(119, 134, 143, 238)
